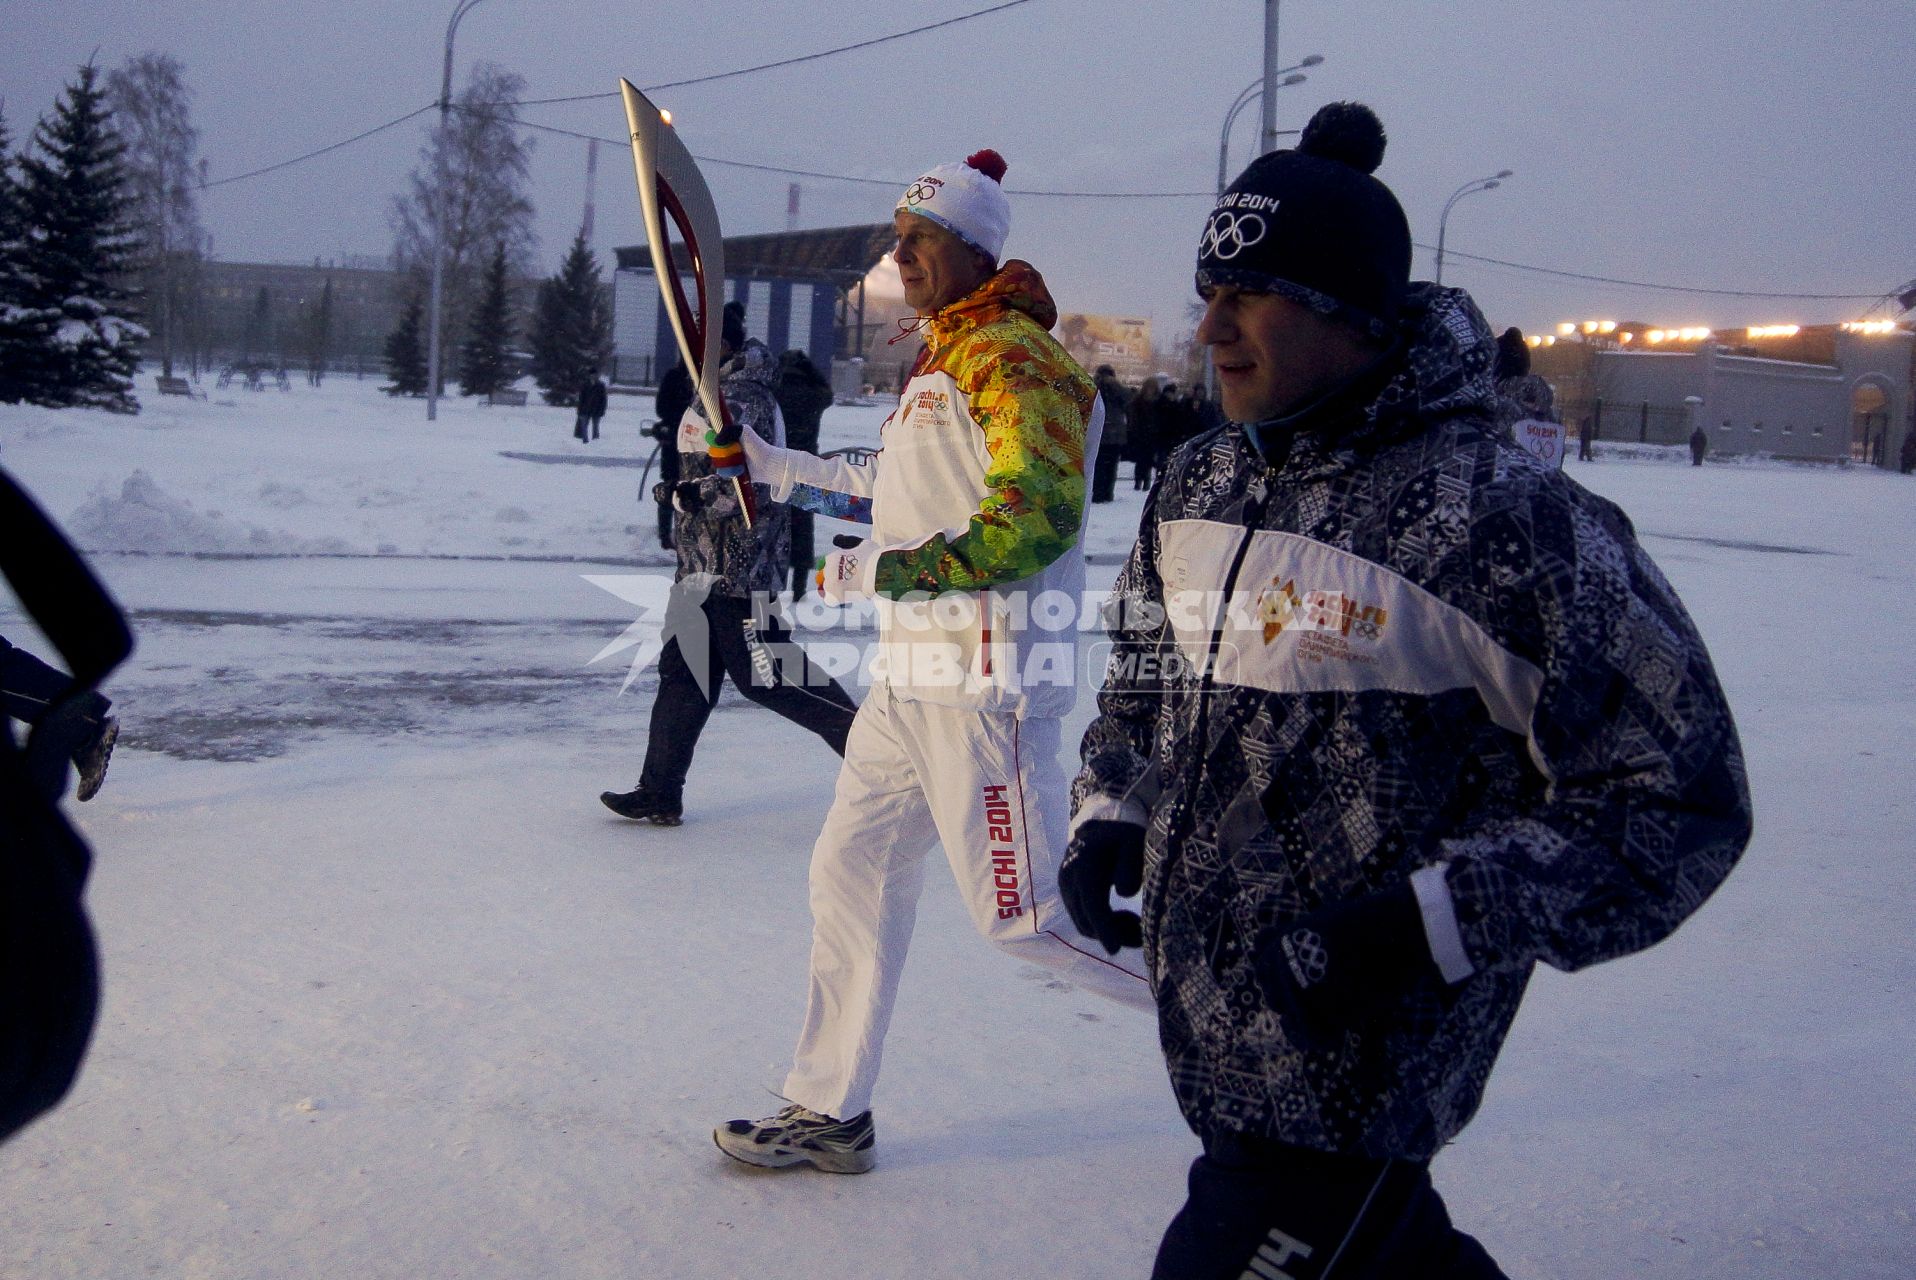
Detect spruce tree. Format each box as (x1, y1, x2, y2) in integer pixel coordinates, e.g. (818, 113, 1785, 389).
(383, 292, 427, 397)
(528, 231, 610, 406)
(304, 278, 333, 387)
(241, 286, 272, 365)
(458, 241, 514, 397)
(13, 64, 146, 412)
(0, 103, 37, 405)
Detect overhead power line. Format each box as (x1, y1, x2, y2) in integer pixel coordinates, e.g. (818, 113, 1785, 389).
(465, 108, 1901, 298)
(200, 104, 435, 190)
(511, 0, 1039, 106)
(491, 110, 1213, 198)
(1418, 242, 1885, 301)
(192, 65, 1882, 302)
(193, 0, 1038, 192)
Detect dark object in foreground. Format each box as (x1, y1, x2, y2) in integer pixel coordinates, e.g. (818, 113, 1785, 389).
(0, 467, 133, 1144)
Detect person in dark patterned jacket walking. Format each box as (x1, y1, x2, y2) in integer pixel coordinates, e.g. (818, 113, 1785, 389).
(600, 307, 857, 826)
(1490, 325, 1558, 434)
(1061, 102, 1753, 1280)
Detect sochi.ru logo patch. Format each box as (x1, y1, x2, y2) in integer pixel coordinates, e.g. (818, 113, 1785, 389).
(1256, 577, 1388, 645)
(1257, 577, 1302, 643)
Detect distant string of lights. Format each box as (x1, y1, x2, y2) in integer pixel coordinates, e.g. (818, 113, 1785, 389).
(1527, 317, 1905, 349)
(1414, 241, 1884, 302)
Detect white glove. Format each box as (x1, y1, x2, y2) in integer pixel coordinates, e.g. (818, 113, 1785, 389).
(817, 538, 876, 604)
(735, 417, 782, 484)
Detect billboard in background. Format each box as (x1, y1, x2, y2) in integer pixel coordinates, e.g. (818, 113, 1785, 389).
(1055, 314, 1153, 385)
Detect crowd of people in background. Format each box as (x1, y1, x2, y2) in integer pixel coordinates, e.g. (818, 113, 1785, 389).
(1090, 366, 1226, 501)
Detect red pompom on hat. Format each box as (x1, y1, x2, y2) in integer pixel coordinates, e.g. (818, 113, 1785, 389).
(965, 149, 1008, 183)
(896, 149, 1013, 260)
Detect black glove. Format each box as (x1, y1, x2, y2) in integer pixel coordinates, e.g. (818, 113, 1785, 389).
(1252, 884, 1438, 1052)
(1059, 820, 1146, 954)
(831, 533, 863, 550)
(670, 480, 707, 515)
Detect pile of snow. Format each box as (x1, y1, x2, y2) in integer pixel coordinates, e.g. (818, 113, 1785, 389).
(64, 469, 358, 556)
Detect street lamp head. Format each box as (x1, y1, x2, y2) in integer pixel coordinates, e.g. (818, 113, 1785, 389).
(1280, 73, 1307, 87)
(1436, 168, 1514, 285)
(1300, 54, 1325, 67)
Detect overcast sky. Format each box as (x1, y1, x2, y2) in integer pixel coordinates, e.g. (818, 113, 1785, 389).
(6, 0, 1914, 347)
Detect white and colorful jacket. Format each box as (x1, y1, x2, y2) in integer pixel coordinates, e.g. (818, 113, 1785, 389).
(746, 261, 1101, 718)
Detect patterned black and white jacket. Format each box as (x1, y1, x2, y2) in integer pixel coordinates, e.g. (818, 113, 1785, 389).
(670, 338, 790, 600)
(1072, 284, 1752, 1160)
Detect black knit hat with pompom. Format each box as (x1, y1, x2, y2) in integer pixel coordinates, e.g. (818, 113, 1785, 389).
(1196, 101, 1412, 339)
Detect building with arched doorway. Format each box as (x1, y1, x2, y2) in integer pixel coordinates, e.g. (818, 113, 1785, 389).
(1530, 321, 1913, 468)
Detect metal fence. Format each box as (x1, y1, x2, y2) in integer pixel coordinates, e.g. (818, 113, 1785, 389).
(1558, 398, 1692, 447)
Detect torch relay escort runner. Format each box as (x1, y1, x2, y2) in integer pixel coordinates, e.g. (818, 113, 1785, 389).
(1062, 102, 1752, 1278)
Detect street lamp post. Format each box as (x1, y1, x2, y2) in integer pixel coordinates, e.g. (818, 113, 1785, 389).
(1208, 56, 1319, 398)
(1434, 169, 1513, 286)
(1215, 57, 1321, 196)
(426, 0, 493, 421)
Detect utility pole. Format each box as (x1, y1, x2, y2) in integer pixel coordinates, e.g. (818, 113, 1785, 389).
(427, 0, 492, 422)
(1260, 0, 1282, 155)
(582, 136, 599, 244)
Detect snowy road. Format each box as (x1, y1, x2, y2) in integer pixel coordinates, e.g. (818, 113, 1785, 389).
(46, 552, 669, 762)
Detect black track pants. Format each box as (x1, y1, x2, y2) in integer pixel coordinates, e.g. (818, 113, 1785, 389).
(1151, 1134, 1507, 1280)
(636, 594, 857, 794)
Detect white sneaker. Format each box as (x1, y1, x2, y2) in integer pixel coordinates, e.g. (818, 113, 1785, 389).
(714, 1104, 875, 1174)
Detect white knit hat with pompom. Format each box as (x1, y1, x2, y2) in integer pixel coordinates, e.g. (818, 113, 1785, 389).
(895, 149, 1010, 261)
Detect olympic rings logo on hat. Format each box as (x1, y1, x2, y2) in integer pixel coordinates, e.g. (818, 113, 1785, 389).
(1200, 210, 1267, 260)
(903, 176, 944, 206)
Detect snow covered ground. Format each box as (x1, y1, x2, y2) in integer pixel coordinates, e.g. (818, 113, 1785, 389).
(0, 374, 1911, 1279)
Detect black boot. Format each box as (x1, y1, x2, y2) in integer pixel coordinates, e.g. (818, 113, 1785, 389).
(599, 784, 683, 826)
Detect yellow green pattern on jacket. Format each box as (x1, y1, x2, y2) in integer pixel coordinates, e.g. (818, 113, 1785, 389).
(871, 260, 1095, 597)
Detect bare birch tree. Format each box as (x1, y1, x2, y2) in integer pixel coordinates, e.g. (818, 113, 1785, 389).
(388, 62, 535, 386)
(105, 53, 205, 378)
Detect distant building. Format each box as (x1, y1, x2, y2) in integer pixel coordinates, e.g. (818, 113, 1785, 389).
(612, 224, 895, 387)
(1530, 320, 1913, 466)
(185, 258, 542, 378)
(191, 259, 404, 373)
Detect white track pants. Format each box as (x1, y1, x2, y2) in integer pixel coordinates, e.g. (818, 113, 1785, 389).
(781, 687, 1153, 1120)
